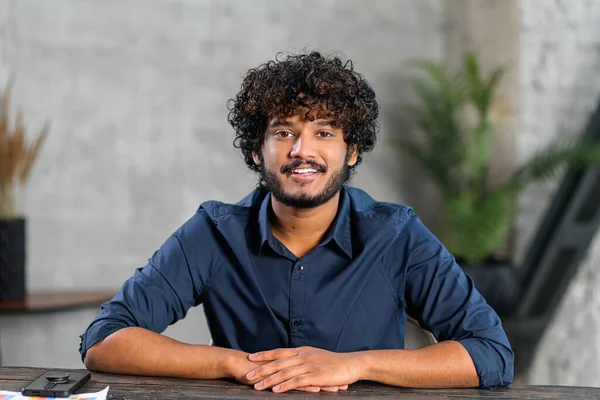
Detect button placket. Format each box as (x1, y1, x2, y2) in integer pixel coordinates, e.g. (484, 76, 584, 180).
(289, 260, 306, 347)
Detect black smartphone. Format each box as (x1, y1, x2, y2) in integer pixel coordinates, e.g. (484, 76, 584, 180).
(21, 370, 91, 397)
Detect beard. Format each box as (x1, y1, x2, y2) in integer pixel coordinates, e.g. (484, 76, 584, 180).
(258, 152, 352, 209)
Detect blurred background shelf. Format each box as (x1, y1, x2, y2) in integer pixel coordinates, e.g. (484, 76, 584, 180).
(0, 291, 116, 315)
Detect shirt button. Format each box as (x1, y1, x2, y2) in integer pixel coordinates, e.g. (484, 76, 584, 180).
(293, 320, 301, 327)
(297, 265, 304, 271)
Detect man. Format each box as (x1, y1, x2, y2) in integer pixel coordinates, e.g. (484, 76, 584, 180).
(80, 51, 513, 393)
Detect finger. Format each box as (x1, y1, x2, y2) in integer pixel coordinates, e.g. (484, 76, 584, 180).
(254, 366, 309, 391)
(248, 348, 299, 362)
(246, 356, 303, 382)
(295, 386, 321, 393)
(295, 385, 345, 393)
(270, 373, 314, 393)
(319, 386, 339, 392)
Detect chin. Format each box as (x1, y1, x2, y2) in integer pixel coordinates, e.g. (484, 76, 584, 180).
(285, 185, 323, 196)
(281, 190, 314, 201)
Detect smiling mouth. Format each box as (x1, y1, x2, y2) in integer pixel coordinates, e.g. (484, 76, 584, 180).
(288, 167, 320, 181)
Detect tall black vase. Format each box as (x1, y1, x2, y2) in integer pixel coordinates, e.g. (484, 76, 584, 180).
(461, 261, 520, 318)
(0, 218, 26, 301)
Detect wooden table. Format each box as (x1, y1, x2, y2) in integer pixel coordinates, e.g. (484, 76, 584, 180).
(1, 367, 599, 399)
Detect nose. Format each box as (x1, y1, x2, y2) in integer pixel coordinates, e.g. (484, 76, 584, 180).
(289, 133, 317, 160)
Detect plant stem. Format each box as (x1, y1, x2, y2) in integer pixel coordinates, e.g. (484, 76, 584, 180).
(0, 184, 22, 219)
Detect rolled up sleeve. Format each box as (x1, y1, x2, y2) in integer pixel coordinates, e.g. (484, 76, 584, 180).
(79, 234, 201, 361)
(402, 211, 514, 388)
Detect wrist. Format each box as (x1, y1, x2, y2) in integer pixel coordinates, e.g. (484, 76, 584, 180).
(349, 351, 372, 381)
(217, 349, 239, 379)
(220, 348, 248, 379)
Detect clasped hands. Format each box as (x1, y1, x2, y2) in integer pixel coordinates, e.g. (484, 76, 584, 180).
(231, 346, 361, 393)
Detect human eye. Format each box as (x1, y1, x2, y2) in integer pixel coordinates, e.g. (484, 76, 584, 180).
(274, 130, 293, 138)
(317, 131, 334, 138)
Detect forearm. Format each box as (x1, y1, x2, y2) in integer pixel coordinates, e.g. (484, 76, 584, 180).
(84, 327, 241, 380)
(356, 341, 479, 388)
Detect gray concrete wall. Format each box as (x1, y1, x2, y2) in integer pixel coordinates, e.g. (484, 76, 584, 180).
(0, 0, 445, 367)
(517, 0, 600, 386)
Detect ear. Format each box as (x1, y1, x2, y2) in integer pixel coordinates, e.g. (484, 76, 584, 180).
(347, 145, 359, 167)
(252, 151, 261, 166)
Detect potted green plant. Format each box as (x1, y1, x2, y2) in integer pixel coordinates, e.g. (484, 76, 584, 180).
(0, 82, 49, 301)
(396, 53, 600, 317)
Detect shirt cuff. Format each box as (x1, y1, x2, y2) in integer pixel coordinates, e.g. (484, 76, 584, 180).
(79, 321, 129, 362)
(458, 337, 514, 389)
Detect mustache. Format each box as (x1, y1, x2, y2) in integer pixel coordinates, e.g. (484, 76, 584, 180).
(281, 159, 327, 174)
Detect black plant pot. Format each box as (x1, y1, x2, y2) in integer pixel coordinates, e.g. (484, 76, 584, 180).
(0, 218, 26, 301)
(461, 260, 520, 318)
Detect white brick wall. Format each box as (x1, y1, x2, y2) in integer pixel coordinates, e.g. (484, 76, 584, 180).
(518, 0, 600, 385)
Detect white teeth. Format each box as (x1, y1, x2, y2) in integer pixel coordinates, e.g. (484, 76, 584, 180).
(292, 168, 318, 174)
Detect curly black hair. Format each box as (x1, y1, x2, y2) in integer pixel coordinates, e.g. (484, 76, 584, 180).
(227, 51, 379, 172)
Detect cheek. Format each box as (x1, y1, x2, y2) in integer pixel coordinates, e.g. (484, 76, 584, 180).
(324, 149, 349, 167)
(259, 149, 284, 173)
(262, 145, 277, 158)
(263, 142, 290, 163)
(260, 148, 277, 165)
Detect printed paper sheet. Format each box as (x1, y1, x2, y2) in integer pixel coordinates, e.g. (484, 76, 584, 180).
(0, 386, 108, 400)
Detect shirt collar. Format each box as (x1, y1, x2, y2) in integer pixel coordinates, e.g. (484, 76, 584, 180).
(329, 187, 353, 258)
(257, 192, 274, 254)
(257, 188, 353, 258)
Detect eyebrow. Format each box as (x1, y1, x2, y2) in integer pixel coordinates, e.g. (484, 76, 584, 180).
(268, 119, 337, 129)
(315, 120, 336, 127)
(268, 120, 294, 128)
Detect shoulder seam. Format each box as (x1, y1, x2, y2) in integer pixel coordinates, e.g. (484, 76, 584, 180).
(358, 204, 411, 227)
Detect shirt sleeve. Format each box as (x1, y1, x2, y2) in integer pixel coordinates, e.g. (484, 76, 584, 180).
(401, 209, 514, 389)
(79, 233, 202, 361)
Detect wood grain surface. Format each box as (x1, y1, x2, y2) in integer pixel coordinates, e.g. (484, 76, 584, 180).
(1, 367, 599, 399)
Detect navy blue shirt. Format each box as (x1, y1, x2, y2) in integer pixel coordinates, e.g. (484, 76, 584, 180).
(79, 187, 513, 388)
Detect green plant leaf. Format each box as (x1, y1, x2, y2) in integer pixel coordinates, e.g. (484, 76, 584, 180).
(444, 188, 518, 263)
(511, 139, 600, 188)
(462, 53, 504, 118)
(390, 138, 456, 198)
(405, 61, 470, 193)
(405, 60, 468, 109)
(469, 121, 493, 196)
(464, 54, 484, 111)
(479, 68, 504, 117)
(397, 52, 600, 264)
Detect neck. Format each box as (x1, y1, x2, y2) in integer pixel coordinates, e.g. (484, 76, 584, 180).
(269, 192, 341, 244)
